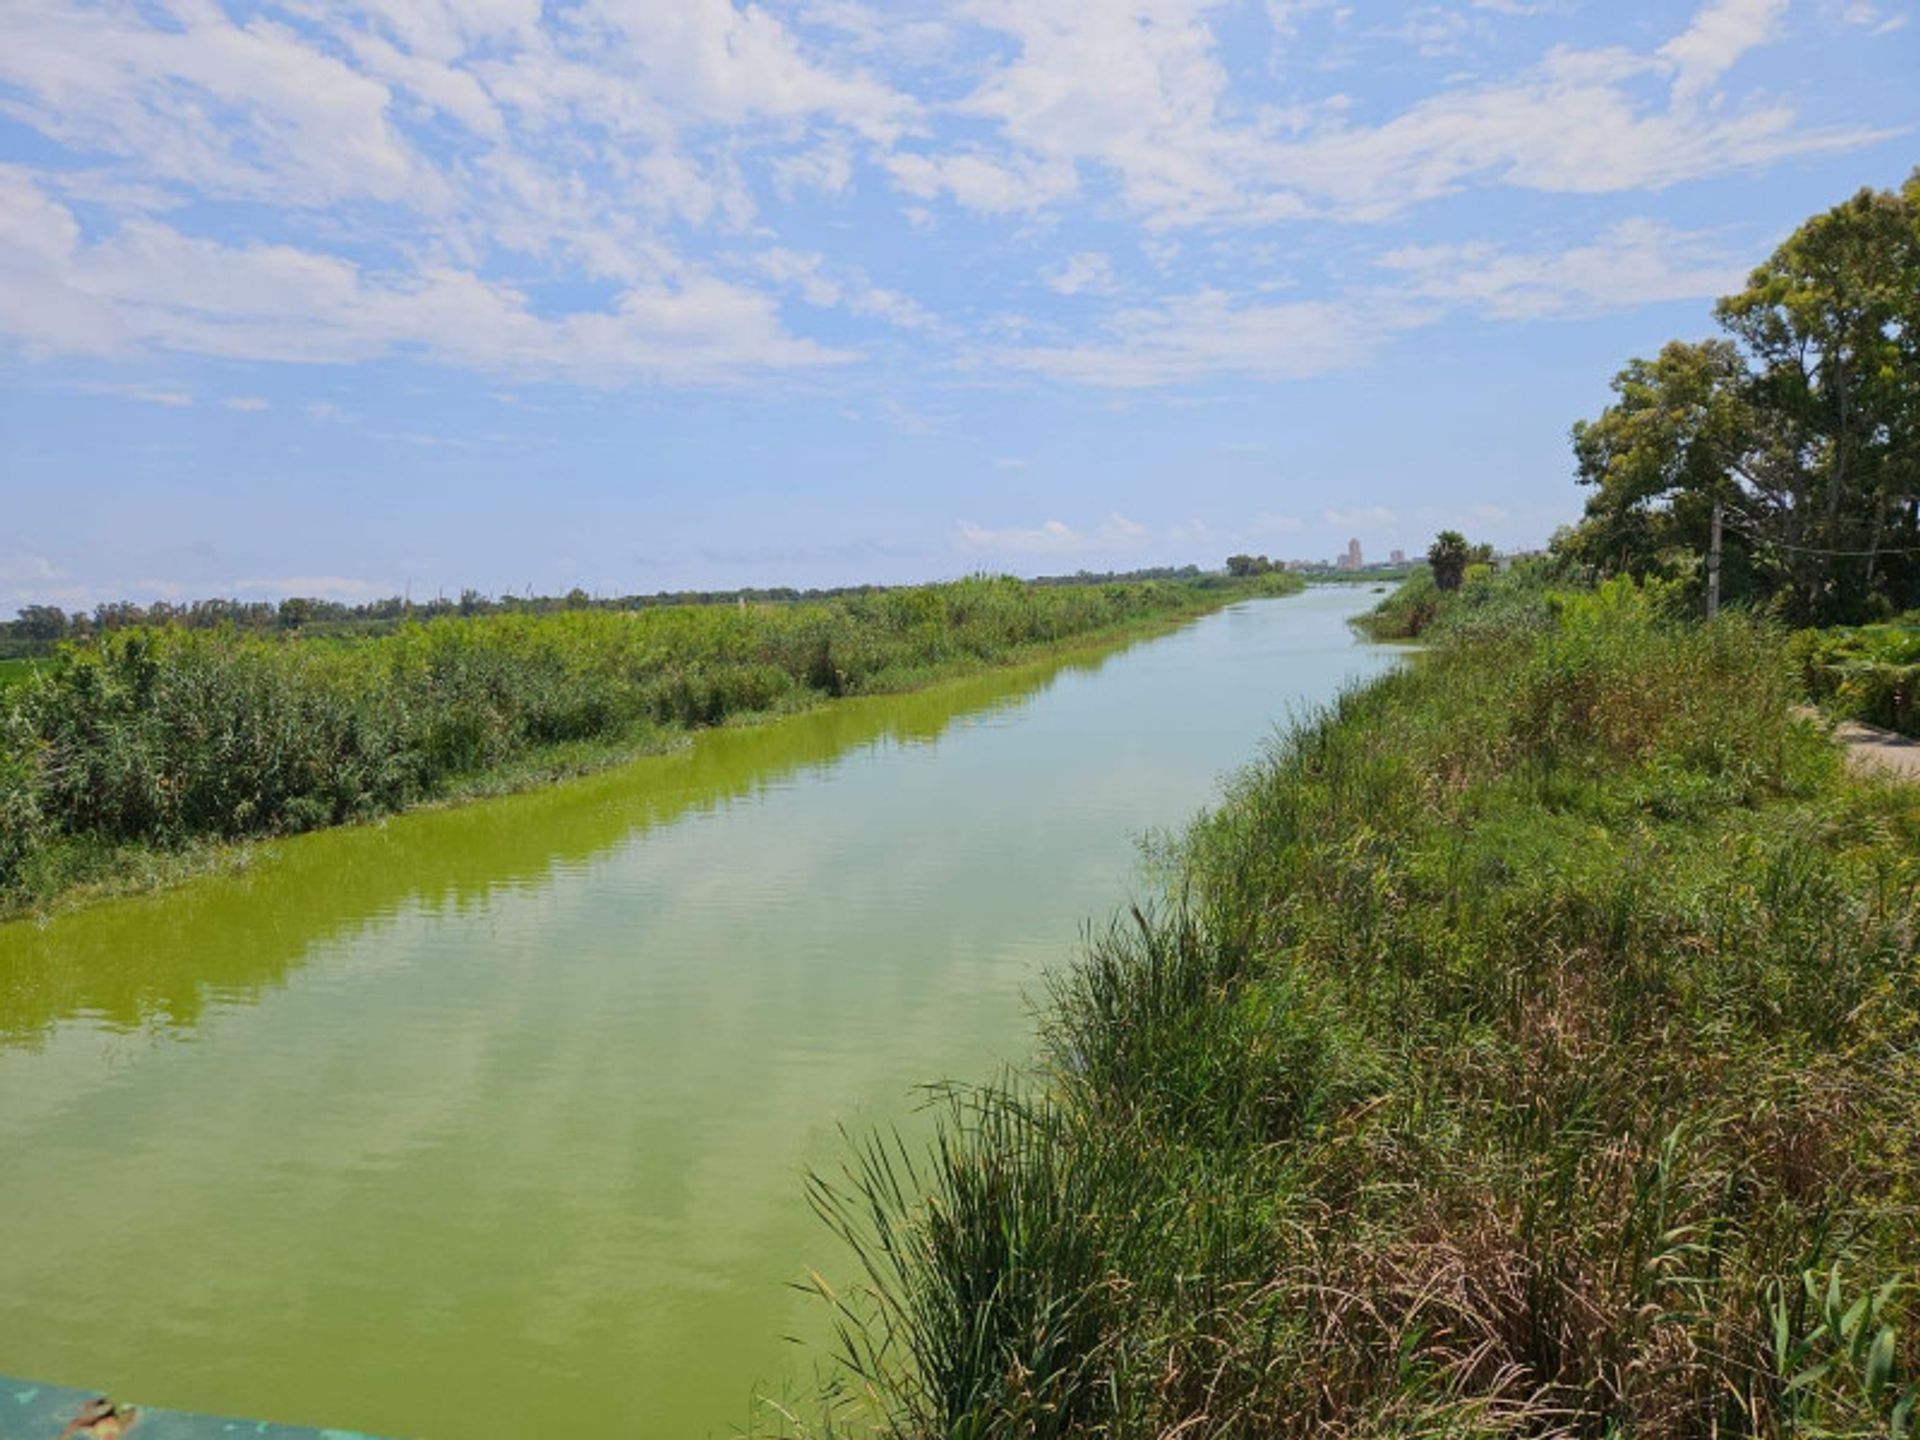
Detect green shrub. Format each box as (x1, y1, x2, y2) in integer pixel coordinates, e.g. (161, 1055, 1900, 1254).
(1795, 622, 1920, 735)
(1354, 569, 1441, 639)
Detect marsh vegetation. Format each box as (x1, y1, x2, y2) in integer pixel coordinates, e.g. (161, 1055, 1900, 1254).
(795, 571, 1919, 1438)
(0, 573, 1293, 916)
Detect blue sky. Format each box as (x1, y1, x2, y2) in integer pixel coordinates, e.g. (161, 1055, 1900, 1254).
(0, 0, 1914, 606)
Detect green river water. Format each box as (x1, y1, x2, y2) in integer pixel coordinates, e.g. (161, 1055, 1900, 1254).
(0, 587, 1394, 1438)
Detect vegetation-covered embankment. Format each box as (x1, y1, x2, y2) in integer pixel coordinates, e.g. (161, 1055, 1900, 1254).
(801, 572, 1919, 1439)
(0, 573, 1292, 917)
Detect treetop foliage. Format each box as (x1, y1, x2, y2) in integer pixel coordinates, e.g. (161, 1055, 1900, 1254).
(1560, 169, 1920, 624)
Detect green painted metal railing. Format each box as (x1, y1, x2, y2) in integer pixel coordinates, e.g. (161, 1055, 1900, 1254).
(0, 1375, 386, 1439)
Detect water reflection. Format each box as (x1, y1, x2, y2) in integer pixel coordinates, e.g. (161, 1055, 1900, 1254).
(0, 591, 1396, 1439)
(0, 643, 1116, 1047)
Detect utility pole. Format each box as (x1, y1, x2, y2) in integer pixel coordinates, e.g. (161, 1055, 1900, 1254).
(1706, 501, 1724, 620)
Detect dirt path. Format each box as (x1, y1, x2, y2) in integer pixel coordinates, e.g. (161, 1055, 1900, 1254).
(1792, 707, 1920, 781)
(1831, 718, 1920, 781)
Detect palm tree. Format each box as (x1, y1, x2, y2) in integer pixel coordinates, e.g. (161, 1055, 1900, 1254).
(1428, 531, 1470, 591)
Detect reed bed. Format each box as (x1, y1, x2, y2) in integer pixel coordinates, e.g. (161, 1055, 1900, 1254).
(0, 574, 1281, 914)
(797, 575, 1920, 1440)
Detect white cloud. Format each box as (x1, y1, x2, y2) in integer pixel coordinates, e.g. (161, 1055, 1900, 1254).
(563, 0, 912, 141)
(747, 248, 935, 330)
(955, 513, 1151, 555)
(997, 291, 1380, 387)
(884, 149, 1075, 214)
(0, 169, 848, 382)
(1660, 0, 1788, 106)
(1375, 6, 1483, 58)
(1045, 252, 1121, 296)
(1259, 44, 1880, 218)
(0, 2, 429, 207)
(0, 0, 1896, 398)
(69, 380, 193, 406)
(1266, 0, 1342, 40)
(1837, 0, 1909, 32)
(772, 138, 855, 197)
(893, 0, 1880, 228)
(0, 553, 65, 587)
(1378, 218, 1748, 319)
(223, 395, 270, 412)
(0, 0, 921, 378)
(947, 0, 1267, 226)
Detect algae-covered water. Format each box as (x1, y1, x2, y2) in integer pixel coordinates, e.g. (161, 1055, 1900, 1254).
(0, 589, 1393, 1438)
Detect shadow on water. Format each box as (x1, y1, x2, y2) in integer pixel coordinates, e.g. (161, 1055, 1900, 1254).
(0, 641, 1122, 1047)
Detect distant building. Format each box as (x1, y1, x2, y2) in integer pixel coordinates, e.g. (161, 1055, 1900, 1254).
(1496, 548, 1545, 574)
(1334, 538, 1362, 571)
(1390, 548, 1406, 565)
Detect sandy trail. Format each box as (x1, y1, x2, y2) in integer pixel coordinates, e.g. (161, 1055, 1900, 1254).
(1831, 718, 1920, 781)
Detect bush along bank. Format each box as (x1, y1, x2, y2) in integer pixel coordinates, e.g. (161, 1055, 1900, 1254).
(0, 573, 1298, 917)
(1793, 623, 1920, 739)
(801, 576, 1919, 1439)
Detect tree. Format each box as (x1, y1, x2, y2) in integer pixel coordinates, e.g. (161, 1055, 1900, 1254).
(1226, 554, 1274, 577)
(13, 605, 69, 644)
(1713, 169, 1920, 619)
(1561, 339, 1758, 600)
(1562, 170, 1920, 623)
(92, 601, 149, 631)
(1428, 531, 1470, 591)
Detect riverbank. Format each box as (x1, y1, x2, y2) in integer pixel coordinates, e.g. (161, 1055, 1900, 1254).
(0, 585, 1388, 1440)
(0, 574, 1294, 922)
(800, 573, 1920, 1437)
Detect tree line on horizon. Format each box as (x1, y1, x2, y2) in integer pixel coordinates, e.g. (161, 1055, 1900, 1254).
(1558, 168, 1919, 625)
(0, 574, 1267, 911)
(0, 565, 1219, 657)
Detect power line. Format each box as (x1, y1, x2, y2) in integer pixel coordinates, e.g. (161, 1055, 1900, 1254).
(1720, 507, 1920, 558)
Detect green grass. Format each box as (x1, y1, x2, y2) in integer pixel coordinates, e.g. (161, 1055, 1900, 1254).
(791, 577, 1920, 1439)
(0, 573, 1298, 918)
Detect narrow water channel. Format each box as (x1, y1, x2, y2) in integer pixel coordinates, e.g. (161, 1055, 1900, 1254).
(0, 587, 1396, 1438)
